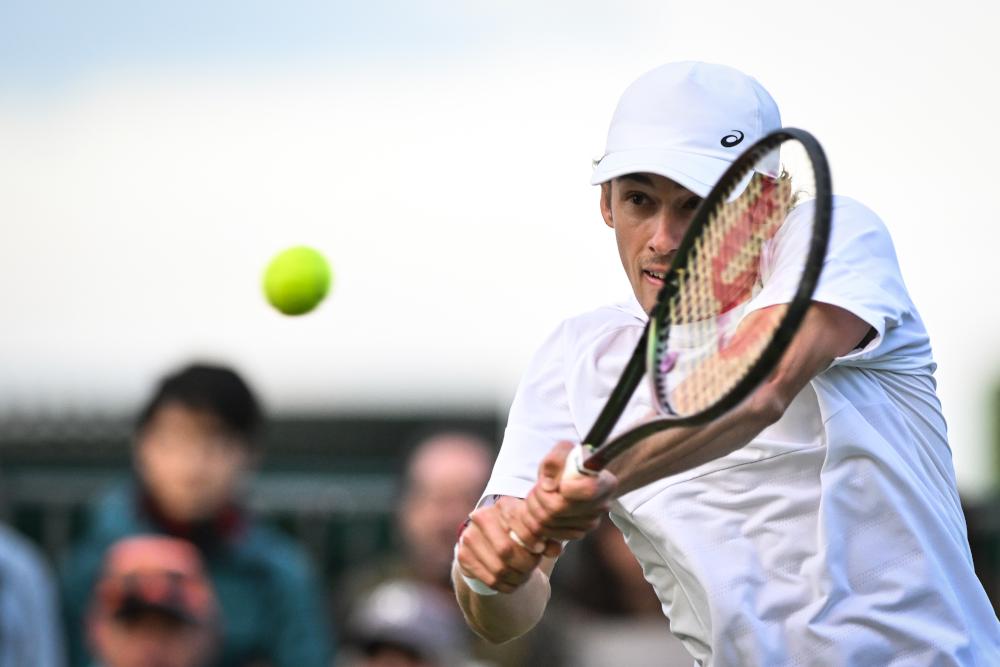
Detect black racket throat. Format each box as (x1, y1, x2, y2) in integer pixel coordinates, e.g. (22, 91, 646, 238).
(579, 128, 832, 474)
(581, 326, 648, 454)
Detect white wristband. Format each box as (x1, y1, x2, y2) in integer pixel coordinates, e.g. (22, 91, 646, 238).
(453, 541, 499, 596)
(463, 572, 500, 596)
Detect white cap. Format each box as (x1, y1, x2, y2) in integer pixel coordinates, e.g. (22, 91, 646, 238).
(591, 61, 781, 196)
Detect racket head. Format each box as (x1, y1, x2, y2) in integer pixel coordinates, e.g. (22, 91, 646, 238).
(582, 128, 831, 470)
(647, 127, 831, 424)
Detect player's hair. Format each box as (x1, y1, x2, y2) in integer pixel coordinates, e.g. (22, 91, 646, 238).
(135, 363, 263, 447)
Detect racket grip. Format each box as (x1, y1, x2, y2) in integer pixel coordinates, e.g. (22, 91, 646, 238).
(561, 443, 599, 483)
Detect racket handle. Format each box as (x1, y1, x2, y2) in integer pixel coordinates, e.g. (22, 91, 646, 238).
(561, 443, 599, 483)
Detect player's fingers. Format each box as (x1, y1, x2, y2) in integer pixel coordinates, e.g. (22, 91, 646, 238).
(496, 498, 564, 557)
(529, 483, 609, 525)
(499, 500, 546, 555)
(515, 492, 546, 538)
(458, 527, 529, 594)
(560, 468, 618, 503)
(538, 441, 575, 492)
(527, 517, 602, 542)
(470, 508, 541, 577)
(523, 491, 604, 540)
(455, 525, 504, 584)
(481, 519, 542, 578)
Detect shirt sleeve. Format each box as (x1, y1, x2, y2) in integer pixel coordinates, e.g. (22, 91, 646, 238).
(483, 322, 577, 500)
(483, 310, 649, 500)
(746, 196, 917, 366)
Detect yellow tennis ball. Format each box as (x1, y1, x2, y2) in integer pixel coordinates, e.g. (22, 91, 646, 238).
(262, 246, 332, 315)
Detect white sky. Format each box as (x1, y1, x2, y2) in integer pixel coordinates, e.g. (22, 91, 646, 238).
(2, 0, 999, 493)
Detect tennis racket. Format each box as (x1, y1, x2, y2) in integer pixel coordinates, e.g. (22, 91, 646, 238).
(571, 127, 832, 475)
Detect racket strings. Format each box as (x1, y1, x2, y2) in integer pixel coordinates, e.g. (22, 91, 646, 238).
(656, 166, 796, 415)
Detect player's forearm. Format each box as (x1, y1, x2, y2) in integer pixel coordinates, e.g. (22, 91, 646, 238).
(607, 306, 861, 496)
(608, 390, 783, 496)
(452, 561, 551, 644)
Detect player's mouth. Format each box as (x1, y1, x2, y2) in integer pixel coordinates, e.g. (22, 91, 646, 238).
(642, 269, 668, 285)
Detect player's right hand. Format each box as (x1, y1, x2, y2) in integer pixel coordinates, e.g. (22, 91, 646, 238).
(455, 497, 558, 594)
(509, 441, 618, 545)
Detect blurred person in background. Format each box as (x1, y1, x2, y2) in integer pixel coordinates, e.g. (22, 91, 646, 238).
(399, 432, 495, 590)
(342, 579, 471, 667)
(338, 431, 566, 667)
(0, 520, 66, 667)
(86, 535, 218, 667)
(62, 363, 332, 667)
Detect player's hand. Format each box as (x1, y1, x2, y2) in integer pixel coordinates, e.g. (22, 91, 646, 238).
(509, 441, 618, 546)
(455, 497, 555, 594)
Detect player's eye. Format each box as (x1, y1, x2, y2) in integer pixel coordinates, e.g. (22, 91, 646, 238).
(625, 192, 649, 206)
(681, 195, 702, 211)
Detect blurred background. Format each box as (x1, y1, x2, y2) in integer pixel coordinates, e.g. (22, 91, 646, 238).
(1, 1, 999, 666)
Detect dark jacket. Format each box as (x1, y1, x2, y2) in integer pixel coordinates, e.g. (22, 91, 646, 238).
(61, 479, 333, 667)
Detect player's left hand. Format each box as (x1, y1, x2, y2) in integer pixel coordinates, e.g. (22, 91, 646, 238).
(508, 441, 618, 548)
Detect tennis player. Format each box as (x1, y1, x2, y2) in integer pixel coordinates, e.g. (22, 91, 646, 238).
(453, 62, 1000, 665)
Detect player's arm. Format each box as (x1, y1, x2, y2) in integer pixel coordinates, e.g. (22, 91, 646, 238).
(608, 301, 871, 494)
(506, 301, 871, 543)
(452, 496, 559, 643)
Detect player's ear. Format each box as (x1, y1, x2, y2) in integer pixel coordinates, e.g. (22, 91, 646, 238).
(600, 182, 614, 229)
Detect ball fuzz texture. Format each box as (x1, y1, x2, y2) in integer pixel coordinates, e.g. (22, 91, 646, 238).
(262, 246, 332, 315)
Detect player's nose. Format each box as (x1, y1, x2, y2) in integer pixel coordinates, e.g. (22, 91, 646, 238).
(648, 212, 685, 255)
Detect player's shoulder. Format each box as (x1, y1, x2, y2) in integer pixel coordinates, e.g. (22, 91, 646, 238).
(828, 195, 901, 257)
(788, 194, 886, 230)
(784, 194, 895, 255)
(830, 195, 888, 228)
(538, 299, 647, 364)
(559, 300, 645, 340)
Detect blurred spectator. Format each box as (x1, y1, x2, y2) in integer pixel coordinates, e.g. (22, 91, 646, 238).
(0, 521, 66, 667)
(62, 363, 332, 667)
(343, 580, 470, 667)
(87, 535, 218, 667)
(338, 431, 566, 667)
(399, 432, 495, 590)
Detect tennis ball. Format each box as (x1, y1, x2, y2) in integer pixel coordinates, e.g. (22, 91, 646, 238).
(262, 246, 332, 315)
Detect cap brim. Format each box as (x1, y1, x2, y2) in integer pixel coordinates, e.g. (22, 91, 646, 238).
(591, 147, 774, 202)
(590, 148, 734, 195)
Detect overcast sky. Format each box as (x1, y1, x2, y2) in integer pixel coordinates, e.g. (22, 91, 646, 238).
(2, 0, 999, 493)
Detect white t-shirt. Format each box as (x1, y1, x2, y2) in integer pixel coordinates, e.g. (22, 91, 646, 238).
(484, 196, 1000, 666)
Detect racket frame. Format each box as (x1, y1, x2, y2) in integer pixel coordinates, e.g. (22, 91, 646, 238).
(580, 128, 832, 471)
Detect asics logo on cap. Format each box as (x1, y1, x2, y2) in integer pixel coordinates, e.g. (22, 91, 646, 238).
(721, 130, 745, 147)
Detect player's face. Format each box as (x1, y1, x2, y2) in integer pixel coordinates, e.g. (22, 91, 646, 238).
(135, 403, 252, 522)
(601, 173, 702, 313)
